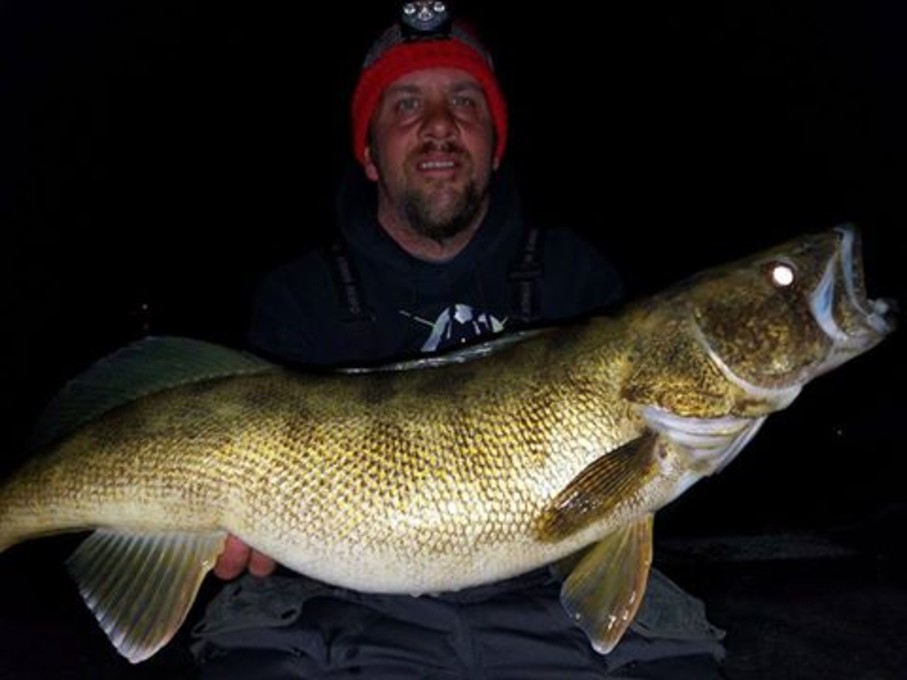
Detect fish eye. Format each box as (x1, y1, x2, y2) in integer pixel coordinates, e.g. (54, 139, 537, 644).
(769, 261, 796, 287)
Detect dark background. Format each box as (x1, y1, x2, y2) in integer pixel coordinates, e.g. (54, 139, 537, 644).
(1, 0, 905, 676)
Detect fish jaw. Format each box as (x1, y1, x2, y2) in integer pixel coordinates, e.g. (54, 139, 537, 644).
(690, 224, 896, 397)
(809, 225, 896, 375)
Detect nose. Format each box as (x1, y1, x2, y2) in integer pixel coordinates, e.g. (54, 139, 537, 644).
(420, 99, 458, 143)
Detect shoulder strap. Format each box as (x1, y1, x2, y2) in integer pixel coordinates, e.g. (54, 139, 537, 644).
(330, 226, 545, 327)
(328, 238, 373, 323)
(509, 225, 545, 324)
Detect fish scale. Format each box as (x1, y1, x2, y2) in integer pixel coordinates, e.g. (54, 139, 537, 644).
(0, 224, 895, 663)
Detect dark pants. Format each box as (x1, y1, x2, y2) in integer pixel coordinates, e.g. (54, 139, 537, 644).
(191, 569, 725, 679)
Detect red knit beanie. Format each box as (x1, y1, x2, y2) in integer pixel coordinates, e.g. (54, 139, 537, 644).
(351, 21, 508, 167)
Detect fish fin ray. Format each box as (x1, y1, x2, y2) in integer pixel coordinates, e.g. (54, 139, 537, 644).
(559, 514, 654, 654)
(642, 407, 767, 474)
(30, 336, 274, 449)
(66, 529, 227, 663)
(550, 544, 593, 582)
(537, 433, 661, 542)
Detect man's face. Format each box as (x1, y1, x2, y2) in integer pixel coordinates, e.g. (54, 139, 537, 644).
(364, 67, 497, 241)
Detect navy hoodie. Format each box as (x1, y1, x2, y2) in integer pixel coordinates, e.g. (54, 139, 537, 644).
(248, 163, 624, 367)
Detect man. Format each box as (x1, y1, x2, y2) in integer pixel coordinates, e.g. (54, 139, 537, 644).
(192, 7, 725, 678)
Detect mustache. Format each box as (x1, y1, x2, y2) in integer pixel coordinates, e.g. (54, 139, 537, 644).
(415, 139, 467, 157)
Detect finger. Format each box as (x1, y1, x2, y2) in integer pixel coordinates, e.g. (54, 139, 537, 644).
(213, 535, 251, 580)
(248, 550, 278, 577)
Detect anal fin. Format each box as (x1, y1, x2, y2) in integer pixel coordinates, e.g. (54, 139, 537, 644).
(66, 529, 227, 663)
(558, 514, 654, 654)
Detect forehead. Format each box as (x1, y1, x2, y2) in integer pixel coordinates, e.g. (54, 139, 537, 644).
(383, 67, 484, 94)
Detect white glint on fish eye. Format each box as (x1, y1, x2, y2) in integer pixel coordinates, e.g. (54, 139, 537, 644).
(771, 263, 795, 287)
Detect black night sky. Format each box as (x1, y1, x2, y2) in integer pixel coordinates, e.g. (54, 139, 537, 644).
(3, 0, 905, 518)
(1, 1, 905, 673)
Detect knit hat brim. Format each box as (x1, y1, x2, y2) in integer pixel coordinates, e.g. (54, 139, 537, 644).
(351, 38, 508, 167)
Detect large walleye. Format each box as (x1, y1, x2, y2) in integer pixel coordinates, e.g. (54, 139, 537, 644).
(0, 225, 895, 663)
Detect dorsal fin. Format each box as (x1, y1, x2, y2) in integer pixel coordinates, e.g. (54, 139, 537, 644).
(30, 336, 274, 449)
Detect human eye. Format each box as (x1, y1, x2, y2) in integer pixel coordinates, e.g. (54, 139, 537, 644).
(393, 96, 421, 116)
(450, 86, 488, 118)
(451, 94, 477, 108)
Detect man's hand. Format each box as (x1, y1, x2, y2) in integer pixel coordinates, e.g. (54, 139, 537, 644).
(214, 535, 278, 580)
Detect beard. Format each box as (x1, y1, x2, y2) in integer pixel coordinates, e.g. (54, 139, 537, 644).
(401, 179, 485, 242)
(371, 137, 493, 243)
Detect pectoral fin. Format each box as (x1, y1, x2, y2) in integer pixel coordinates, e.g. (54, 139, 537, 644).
(537, 433, 661, 543)
(558, 514, 654, 654)
(66, 529, 227, 663)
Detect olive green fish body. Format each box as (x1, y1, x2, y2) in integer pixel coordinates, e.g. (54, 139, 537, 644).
(3, 329, 654, 592)
(0, 225, 894, 662)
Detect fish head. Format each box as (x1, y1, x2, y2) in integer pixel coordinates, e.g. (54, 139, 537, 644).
(685, 224, 896, 398)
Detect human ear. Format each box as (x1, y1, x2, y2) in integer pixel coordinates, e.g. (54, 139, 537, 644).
(364, 145, 380, 182)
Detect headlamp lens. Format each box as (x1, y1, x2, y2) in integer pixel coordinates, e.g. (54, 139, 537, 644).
(400, 1, 451, 40)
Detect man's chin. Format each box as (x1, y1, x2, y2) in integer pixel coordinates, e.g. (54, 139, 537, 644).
(410, 187, 465, 217)
(416, 177, 464, 197)
(405, 201, 474, 241)
(402, 180, 484, 239)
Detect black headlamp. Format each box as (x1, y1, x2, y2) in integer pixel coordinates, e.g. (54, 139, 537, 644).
(399, 1, 452, 41)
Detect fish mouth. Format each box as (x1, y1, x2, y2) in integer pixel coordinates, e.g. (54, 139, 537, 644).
(812, 224, 896, 361)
